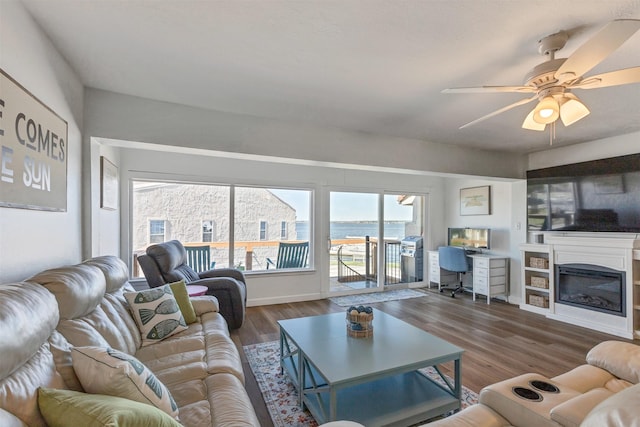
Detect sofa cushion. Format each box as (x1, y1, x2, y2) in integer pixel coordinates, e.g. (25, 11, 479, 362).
(0, 408, 25, 427)
(38, 388, 181, 427)
(0, 283, 59, 379)
(71, 346, 179, 419)
(124, 285, 187, 346)
(169, 280, 197, 324)
(580, 382, 640, 427)
(0, 282, 66, 427)
(551, 364, 616, 393)
(586, 340, 640, 384)
(82, 256, 130, 294)
(29, 264, 106, 320)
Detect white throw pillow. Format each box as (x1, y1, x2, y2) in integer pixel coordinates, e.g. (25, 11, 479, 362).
(124, 285, 187, 346)
(71, 346, 179, 419)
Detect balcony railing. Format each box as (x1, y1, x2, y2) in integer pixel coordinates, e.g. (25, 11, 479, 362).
(133, 237, 403, 285)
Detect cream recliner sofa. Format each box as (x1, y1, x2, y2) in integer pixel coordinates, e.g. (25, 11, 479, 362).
(429, 340, 640, 427)
(0, 255, 259, 426)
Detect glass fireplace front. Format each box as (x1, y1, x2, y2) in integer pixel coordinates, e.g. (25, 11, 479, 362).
(555, 263, 625, 317)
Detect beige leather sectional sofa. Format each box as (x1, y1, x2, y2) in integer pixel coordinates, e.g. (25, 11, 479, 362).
(429, 340, 640, 427)
(0, 255, 259, 426)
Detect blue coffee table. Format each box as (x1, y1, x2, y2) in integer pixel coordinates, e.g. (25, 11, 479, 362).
(278, 311, 464, 426)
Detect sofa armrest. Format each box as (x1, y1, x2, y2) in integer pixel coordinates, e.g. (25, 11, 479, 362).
(199, 268, 246, 285)
(189, 277, 246, 329)
(427, 403, 512, 427)
(550, 388, 613, 427)
(190, 295, 219, 315)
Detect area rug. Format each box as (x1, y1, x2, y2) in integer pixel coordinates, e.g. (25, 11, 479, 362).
(328, 288, 428, 307)
(244, 340, 478, 427)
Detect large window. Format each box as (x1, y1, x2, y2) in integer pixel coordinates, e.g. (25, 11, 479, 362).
(131, 181, 312, 276)
(234, 187, 311, 271)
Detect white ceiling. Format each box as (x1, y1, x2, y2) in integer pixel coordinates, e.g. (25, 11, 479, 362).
(19, 0, 640, 154)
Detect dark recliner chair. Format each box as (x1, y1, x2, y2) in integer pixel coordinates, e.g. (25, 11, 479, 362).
(137, 240, 246, 329)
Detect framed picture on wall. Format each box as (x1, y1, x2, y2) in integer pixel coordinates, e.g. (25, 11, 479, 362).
(460, 185, 491, 215)
(100, 156, 118, 210)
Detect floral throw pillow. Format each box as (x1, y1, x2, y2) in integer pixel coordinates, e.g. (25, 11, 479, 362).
(70, 346, 179, 419)
(124, 284, 187, 346)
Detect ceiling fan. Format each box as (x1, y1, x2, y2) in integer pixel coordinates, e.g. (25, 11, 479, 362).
(443, 19, 640, 131)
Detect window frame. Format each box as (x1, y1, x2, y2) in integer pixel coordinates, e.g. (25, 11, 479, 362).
(148, 219, 166, 244)
(259, 220, 268, 241)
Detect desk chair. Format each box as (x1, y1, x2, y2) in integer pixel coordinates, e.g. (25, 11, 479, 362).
(438, 246, 468, 298)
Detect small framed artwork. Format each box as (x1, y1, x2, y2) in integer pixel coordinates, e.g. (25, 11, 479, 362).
(100, 156, 118, 210)
(592, 174, 624, 194)
(460, 185, 491, 215)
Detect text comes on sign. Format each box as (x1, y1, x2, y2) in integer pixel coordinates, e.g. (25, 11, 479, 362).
(0, 68, 68, 211)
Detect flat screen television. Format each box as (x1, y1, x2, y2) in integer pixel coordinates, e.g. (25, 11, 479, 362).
(448, 227, 490, 249)
(527, 153, 640, 232)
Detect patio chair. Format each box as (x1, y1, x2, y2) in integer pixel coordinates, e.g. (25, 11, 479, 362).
(266, 241, 309, 269)
(185, 245, 215, 273)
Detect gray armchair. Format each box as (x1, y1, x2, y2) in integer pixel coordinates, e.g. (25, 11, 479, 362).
(137, 240, 246, 329)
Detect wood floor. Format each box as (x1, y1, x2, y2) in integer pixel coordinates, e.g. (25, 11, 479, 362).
(230, 288, 636, 426)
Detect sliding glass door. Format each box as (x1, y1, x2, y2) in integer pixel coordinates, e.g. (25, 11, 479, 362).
(329, 191, 380, 292)
(329, 191, 425, 294)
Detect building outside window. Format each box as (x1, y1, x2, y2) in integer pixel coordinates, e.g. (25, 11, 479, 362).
(149, 220, 165, 244)
(280, 221, 287, 239)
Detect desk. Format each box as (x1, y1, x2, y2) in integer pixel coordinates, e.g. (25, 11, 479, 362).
(186, 285, 208, 297)
(428, 251, 509, 304)
(467, 254, 509, 304)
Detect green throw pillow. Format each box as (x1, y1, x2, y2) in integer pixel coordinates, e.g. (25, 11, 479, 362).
(169, 280, 197, 324)
(38, 388, 182, 427)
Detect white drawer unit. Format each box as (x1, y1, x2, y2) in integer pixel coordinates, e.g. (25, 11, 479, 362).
(427, 250, 457, 288)
(469, 255, 509, 304)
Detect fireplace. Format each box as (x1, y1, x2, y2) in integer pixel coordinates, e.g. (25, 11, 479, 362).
(555, 264, 625, 317)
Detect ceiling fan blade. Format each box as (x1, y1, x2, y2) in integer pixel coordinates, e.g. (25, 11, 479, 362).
(443, 86, 535, 94)
(559, 93, 590, 126)
(459, 96, 537, 129)
(522, 109, 546, 131)
(572, 66, 640, 89)
(555, 19, 640, 84)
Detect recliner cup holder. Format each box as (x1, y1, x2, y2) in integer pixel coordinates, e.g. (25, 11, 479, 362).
(512, 387, 543, 401)
(530, 380, 559, 393)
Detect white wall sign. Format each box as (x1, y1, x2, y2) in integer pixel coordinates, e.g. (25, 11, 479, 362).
(0, 68, 68, 211)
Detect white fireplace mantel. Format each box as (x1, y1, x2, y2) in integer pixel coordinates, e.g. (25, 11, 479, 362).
(521, 234, 640, 339)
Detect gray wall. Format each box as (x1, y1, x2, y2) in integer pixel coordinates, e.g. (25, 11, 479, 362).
(0, 0, 84, 282)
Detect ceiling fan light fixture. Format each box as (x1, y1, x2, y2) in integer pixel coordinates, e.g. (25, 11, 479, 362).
(532, 96, 560, 124)
(559, 95, 590, 126)
(522, 109, 546, 131)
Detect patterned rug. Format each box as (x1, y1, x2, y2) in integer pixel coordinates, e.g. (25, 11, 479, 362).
(328, 288, 428, 307)
(244, 340, 478, 427)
